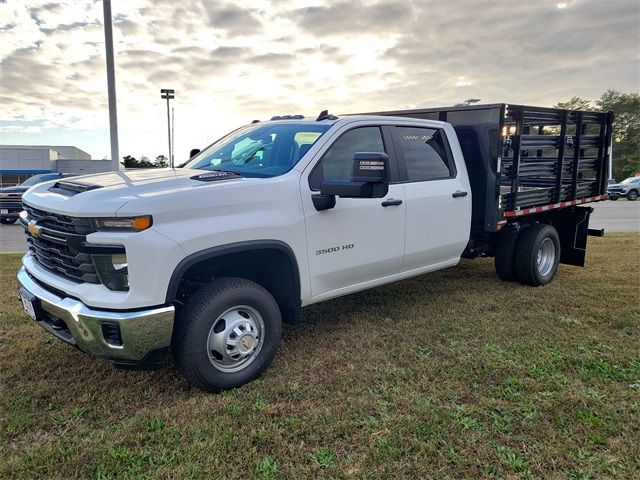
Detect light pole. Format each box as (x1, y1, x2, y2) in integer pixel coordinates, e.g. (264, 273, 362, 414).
(160, 89, 175, 168)
(102, 0, 120, 171)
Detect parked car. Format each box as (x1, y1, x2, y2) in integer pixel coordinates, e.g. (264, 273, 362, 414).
(607, 176, 640, 200)
(16, 104, 613, 392)
(0, 173, 73, 224)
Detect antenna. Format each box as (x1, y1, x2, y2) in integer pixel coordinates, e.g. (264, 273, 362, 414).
(316, 110, 338, 121)
(454, 98, 481, 107)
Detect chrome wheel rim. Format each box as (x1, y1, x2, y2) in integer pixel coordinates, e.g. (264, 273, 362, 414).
(536, 238, 555, 277)
(207, 305, 265, 373)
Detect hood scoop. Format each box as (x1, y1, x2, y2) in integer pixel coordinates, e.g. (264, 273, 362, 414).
(190, 171, 241, 182)
(48, 181, 102, 197)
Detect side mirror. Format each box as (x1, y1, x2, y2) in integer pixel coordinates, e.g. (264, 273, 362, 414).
(190, 148, 201, 158)
(321, 152, 389, 198)
(313, 152, 389, 211)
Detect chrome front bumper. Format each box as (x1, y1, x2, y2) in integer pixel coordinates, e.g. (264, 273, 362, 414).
(17, 267, 175, 362)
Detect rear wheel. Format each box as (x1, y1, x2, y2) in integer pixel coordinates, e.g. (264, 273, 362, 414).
(0, 218, 17, 225)
(627, 190, 638, 201)
(173, 277, 282, 392)
(608, 195, 619, 201)
(494, 227, 521, 282)
(514, 224, 561, 286)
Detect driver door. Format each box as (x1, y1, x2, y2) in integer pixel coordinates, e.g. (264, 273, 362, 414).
(300, 125, 406, 299)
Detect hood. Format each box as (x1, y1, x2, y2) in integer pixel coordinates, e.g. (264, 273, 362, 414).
(22, 168, 246, 216)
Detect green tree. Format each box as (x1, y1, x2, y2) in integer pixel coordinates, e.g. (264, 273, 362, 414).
(121, 155, 138, 168)
(121, 155, 161, 168)
(555, 96, 595, 111)
(596, 90, 640, 180)
(155, 155, 169, 168)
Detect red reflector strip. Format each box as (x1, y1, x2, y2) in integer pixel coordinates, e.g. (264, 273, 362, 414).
(502, 194, 608, 218)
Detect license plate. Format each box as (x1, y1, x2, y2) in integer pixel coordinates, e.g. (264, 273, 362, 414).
(0, 209, 8, 214)
(20, 292, 37, 320)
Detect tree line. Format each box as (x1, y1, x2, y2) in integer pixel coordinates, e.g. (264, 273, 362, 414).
(121, 155, 168, 169)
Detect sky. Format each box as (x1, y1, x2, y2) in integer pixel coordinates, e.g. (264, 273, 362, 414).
(0, 0, 638, 163)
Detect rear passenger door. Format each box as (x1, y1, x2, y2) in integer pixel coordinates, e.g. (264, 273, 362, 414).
(391, 124, 471, 270)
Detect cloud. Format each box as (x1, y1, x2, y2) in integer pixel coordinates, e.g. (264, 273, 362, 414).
(0, 0, 637, 159)
(288, 0, 415, 36)
(201, 2, 263, 35)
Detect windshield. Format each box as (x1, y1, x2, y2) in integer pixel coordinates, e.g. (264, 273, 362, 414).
(20, 174, 59, 186)
(621, 177, 640, 184)
(184, 122, 330, 177)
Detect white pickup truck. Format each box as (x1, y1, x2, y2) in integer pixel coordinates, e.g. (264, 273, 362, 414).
(17, 104, 613, 392)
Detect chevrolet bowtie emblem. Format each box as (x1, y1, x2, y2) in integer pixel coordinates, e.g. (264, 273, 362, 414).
(242, 338, 251, 349)
(27, 221, 42, 237)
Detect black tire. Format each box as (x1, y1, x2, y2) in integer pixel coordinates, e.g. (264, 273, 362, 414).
(627, 190, 638, 201)
(514, 224, 561, 286)
(608, 195, 619, 201)
(494, 228, 521, 281)
(173, 277, 282, 393)
(0, 218, 17, 225)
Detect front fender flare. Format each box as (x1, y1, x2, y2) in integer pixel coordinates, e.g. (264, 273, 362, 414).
(164, 240, 301, 305)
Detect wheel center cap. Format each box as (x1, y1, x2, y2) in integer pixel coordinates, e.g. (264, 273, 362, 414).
(238, 334, 255, 354)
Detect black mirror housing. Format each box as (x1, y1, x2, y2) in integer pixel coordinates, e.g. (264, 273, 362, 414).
(318, 151, 389, 200)
(351, 152, 388, 183)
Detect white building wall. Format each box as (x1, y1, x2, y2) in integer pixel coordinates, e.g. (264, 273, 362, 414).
(56, 159, 112, 174)
(0, 147, 57, 172)
(0, 145, 101, 186)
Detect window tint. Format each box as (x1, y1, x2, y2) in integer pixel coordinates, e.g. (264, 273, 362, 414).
(310, 127, 385, 189)
(396, 127, 454, 181)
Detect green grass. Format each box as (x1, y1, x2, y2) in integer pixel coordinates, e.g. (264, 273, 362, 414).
(1, 234, 639, 479)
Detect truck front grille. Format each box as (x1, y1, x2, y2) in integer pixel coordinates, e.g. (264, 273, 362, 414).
(23, 204, 95, 235)
(25, 234, 100, 283)
(23, 204, 100, 284)
(0, 194, 23, 210)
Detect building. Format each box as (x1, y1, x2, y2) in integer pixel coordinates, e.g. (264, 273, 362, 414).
(0, 145, 112, 186)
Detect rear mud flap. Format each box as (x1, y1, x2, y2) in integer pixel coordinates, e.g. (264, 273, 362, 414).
(553, 206, 594, 267)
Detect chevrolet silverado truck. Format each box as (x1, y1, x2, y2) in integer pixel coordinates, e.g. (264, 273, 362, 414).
(17, 104, 613, 392)
(0, 173, 72, 224)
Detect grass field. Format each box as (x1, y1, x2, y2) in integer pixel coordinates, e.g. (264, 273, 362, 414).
(1, 234, 639, 479)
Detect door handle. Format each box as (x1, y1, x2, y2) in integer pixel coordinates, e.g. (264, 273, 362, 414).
(452, 191, 468, 198)
(381, 198, 403, 207)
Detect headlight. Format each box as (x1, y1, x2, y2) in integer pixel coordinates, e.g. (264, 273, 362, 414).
(92, 215, 152, 232)
(92, 253, 129, 291)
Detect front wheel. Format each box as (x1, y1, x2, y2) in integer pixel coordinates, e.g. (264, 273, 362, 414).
(514, 224, 561, 286)
(173, 277, 282, 392)
(627, 190, 638, 201)
(608, 195, 619, 201)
